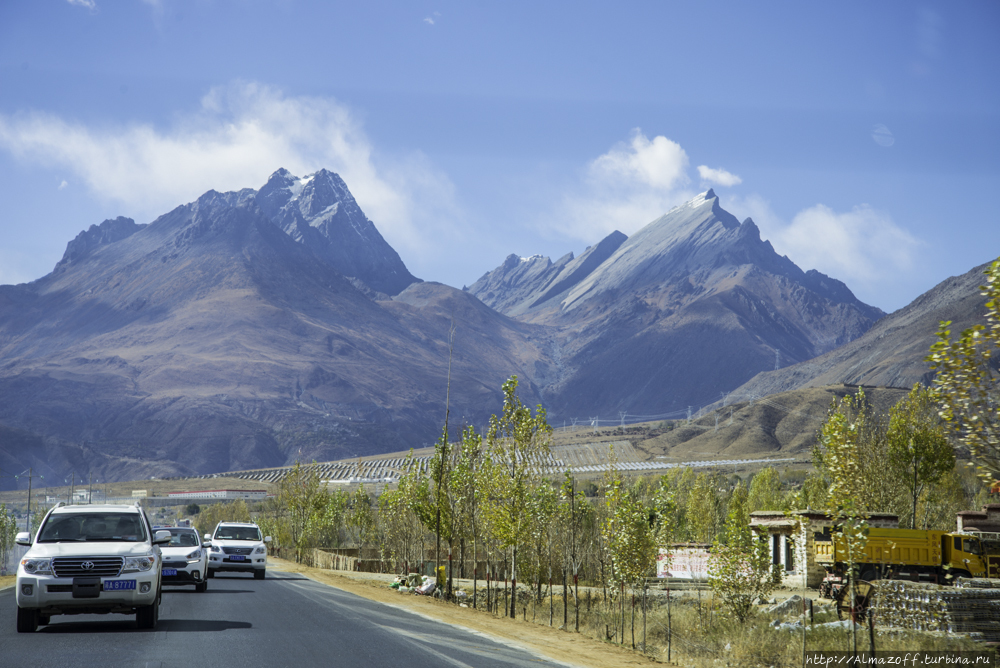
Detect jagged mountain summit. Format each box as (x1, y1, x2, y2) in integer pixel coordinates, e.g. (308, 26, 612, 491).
(255, 168, 418, 296)
(50, 168, 419, 297)
(469, 190, 885, 418)
(467, 231, 628, 317)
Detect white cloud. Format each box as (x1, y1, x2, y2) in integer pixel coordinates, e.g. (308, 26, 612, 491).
(781, 204, 918, 281)
(591, 131, 688, 190)
(58, 180, 68, 190)
(697, 165, 742, 187)
(0, 81, 461, 261)
(67, 0, 96, 8)
(727, 194, 919, 285)
(423, 17, 435, 25)
(554, 129, 694, 240)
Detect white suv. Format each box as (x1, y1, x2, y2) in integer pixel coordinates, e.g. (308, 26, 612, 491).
(156, 526, 209, 592)
(206, 522, 270, 579)
(15, 502, 170, 632)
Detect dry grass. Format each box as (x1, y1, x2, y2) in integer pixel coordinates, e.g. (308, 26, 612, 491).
(443, 584, 989, 667)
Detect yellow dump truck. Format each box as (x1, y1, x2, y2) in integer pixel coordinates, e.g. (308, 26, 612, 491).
(815, 528, 986, 597)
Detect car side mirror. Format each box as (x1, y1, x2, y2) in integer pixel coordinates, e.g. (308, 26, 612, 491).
(264, 536, 272, 543)
(153, 530, 171, 545)
(15, 531, 31, 546)
(202, 539, 212, 546)
(204, 533, 212, 541)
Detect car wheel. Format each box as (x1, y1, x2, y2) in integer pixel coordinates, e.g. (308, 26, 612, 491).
(38, 614, 51, 626)
(196, 580, 208, 593)
(16, 607, 38, 633)
(136, 595, 159, 629)
(254, 569, 265, 580)
(206, 569, 215, 579)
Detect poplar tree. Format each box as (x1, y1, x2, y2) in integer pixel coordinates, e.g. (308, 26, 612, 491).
(483, 375, 552, 618)
(887, 384, 955, 529)
(928, 258, 1000, 480)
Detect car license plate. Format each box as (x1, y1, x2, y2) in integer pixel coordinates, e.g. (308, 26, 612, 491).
(104, 579, 136, 591)
(162, 568, 177, 576)
(229, 555, 245, 561)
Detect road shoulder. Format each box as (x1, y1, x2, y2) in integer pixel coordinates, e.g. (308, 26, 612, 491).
(267, 557, 654, 668)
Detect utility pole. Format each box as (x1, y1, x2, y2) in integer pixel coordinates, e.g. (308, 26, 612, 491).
(618, 411, 627, 434)
(775, 348, 780, 370)
(715, 414, 719, 432)
(89, 472, 93, 504)
(591, 417, 599, 435)
(16, 468, 41, 537)
(687, 406, 692, 423)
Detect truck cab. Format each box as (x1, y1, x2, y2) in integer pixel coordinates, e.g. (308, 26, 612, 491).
(944, 533, 986, 579)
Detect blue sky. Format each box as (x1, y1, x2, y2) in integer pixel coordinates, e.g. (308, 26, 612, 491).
(1, 1, 997, 312)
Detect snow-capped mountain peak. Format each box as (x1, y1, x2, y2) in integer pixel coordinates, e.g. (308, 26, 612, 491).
(254, 168, 418, 295)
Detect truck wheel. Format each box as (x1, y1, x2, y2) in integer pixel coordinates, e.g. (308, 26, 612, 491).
(16, 607, 38, 633)
(136, 595, 159, 629)
(38, 614, 51, 626)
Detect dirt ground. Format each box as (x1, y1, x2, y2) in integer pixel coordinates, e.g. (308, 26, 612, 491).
(266, 557, 657, 668)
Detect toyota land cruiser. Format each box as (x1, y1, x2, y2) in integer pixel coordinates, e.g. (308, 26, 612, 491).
(14, 502, 170, 632)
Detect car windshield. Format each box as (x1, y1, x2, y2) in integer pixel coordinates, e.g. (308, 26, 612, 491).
(167, 529, 199, 547)
(214, 526, 261, 541)
(38, 512, 147, 543)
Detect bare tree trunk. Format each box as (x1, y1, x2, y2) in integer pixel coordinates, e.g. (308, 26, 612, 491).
(575, 570, 580, 632)
(510, 546, 517, 619)
(563, 568, 568, 630)
(548, 567, 553, 626)
(631, 590, 635, 649)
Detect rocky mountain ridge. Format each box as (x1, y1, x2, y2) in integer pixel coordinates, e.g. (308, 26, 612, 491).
(728, 259, 998, 400)
(0, 180, 547, 486)
(0, 172, 983, 485)
(469, 190, 885, 417)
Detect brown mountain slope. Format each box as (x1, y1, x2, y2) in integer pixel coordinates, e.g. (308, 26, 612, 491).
(627, 384, 909, 461)
(0, 192, 549, 486)
(728, 260, 998, 400)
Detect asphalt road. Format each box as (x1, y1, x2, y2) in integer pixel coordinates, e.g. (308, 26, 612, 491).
(0, 570, 566, 668)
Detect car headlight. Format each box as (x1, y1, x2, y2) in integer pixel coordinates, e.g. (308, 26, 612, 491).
(21, 558, 52, 575)
(123, 555, 156, 573)
(210, 545, 222, 553)
(253, 546, 267, 555)
(186, 549, 203, 562)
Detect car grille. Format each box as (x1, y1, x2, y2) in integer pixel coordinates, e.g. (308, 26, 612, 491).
(47, 584, 73, 593)
(222, 547, 252, 556)
(52, 556, 124, 578)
